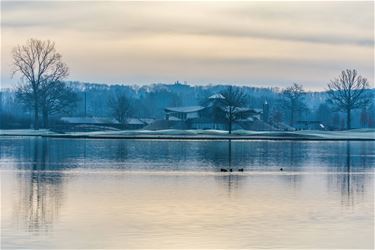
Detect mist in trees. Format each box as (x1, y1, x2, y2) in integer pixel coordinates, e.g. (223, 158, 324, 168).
(327, 69, 371, 129)
(17, 81, 78, 128)
(315, 103, 332, 127)
(108, 94, 132, 124)
(281, 83, 306, 126)
(3, 79, 374, 130)
(12, 39, 73, 129)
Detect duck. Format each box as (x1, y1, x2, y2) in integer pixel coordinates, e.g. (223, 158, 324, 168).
(238, 168, 244, 172)
(220, 168, 228, 172)
(280, 168, 283, 171)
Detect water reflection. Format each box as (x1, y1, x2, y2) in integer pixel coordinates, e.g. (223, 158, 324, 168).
(1, 137, 374, 172)
(14, 171, 64, 232)
(326, 141, 369, 207)
(13, 138, 65, 232)
(1, 137, 374, 249)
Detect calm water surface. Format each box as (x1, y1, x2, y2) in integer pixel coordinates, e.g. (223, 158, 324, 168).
(1, 137, 374, 249)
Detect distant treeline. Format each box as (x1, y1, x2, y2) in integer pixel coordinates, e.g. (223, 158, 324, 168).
(1, 81, 374, 130)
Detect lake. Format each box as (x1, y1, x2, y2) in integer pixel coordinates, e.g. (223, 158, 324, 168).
(1, 137, 374, 249)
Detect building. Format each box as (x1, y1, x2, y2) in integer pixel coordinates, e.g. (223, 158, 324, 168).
(162, 94, 270, 130)
(165, 106, 205, 121)
(56, 117, 154, 131)
(56, 117, 121, 132)
(124, 118, 155, 130)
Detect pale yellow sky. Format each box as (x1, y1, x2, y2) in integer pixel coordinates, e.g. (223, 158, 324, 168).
(1, 1, 374, 90)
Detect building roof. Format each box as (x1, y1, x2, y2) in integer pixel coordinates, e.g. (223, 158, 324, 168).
(208, 94, 225, 99)
(165, 106, 205, 113)
(61, 117, 120, 124)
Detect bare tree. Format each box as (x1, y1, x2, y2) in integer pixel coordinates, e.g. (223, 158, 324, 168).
(108, 94, 131, 124)
(281, 83, 306, 127)
(17, 81, 78, 128)
(219, 86, 248, 134)
(328, 69, 371, 129)
(12, 39, 69, 129)
(40, 81, 78, 128)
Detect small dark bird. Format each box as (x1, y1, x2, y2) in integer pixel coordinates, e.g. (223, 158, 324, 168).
(229, 169, 233, 172)
(238, 168, 244, 172)
(280, 168, 283, 171)
(220, 168, 228, 172)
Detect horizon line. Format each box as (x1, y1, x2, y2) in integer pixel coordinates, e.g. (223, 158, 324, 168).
(1, 80, 374, 93)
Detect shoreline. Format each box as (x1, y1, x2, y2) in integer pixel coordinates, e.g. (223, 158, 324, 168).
(0, 129, 374, 141)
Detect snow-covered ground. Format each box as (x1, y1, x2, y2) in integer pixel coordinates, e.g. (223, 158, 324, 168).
(1, 128, 374, 140)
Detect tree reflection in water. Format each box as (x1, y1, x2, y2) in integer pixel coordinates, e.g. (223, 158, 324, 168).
(14, 138, 64, 232)
(3, 137, 372, 233)
(326, 141, 370, 207)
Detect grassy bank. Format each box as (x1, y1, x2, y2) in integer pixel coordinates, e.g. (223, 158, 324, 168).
(1, 129, 374, 140)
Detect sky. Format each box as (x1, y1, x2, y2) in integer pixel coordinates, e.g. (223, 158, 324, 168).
(1, 1, 374, 90)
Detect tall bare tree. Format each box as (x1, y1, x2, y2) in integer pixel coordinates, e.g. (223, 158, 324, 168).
(12, 39, 69, 129)
(328, 69, 371, 129)
(219, 86, 248, 134)
(17, 81, 78, 128)
(281, 83, 306, 127)
(108, 94, 131, 124)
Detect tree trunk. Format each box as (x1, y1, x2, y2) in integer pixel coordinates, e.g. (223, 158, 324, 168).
(228, 110, 232, 134)
(347, 108, 351, 130)
(43, 109, 49, 129)
(33, 97, 39, 130)
(290, 109, 294, 127)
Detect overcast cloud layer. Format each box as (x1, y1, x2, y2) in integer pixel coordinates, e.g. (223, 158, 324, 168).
(1, 1, 374, 90)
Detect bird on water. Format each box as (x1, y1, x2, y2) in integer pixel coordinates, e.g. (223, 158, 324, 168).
(220, 168, 244, 172)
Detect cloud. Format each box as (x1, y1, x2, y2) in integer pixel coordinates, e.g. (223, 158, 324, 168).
(1, 1, 374, 90)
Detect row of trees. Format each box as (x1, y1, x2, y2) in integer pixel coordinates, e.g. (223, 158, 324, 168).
(10, 38, 373, 131)
(278, 69, 371, 129)
(206, 69, 371, 132)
